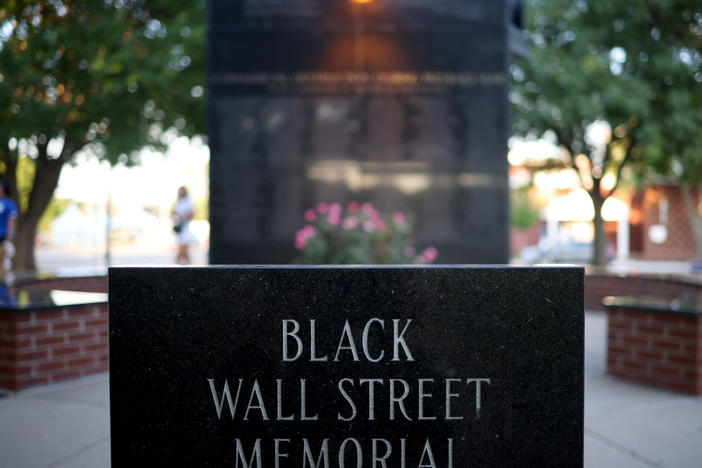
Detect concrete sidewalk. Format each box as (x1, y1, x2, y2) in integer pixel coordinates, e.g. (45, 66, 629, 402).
(1, 311, 701, 467)
(583, 312, 702, 468)
(0, 375, 110, 468)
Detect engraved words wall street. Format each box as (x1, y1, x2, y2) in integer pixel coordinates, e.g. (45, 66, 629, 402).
(207, 318, 491, 467)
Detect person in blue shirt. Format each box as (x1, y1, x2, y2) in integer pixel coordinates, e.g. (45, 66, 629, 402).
(0, 181, 18, 277)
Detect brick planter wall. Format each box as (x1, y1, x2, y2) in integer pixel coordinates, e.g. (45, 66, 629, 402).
(0, 303, 108, 392)
(606, 306, 702, 395)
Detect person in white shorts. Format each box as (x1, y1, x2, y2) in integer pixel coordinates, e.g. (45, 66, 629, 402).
(172, 186, 197, 264)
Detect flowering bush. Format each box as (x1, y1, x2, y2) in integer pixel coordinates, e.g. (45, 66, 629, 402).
(294, 202, 438, 264)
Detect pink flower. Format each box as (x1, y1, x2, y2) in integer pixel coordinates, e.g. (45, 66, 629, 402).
(329, 203, 342, 215)
(374, 219, 387, 231)
(327, 212, 341, 226)
(304, 209, 317, 222)
(294, 237, 306, 250)
(301, 225, 316, 237)
(361, 202, 376, 216)
(348, 202, 360, 213)
(363, 220, 376, 232)
(343, 216, 359, 230)
(294, 231, 306, 250)
(317, 202, 328, 214)
(294, 225, 317, 250)
(422, 246, 438, 263)
(393, 212, 406, 225)
(404, 246, 416, 258)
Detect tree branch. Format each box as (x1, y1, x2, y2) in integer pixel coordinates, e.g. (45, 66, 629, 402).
(36, 140, 49, 161)
(551, 126, 588, 191)
(681, 184, 702, 256)
(604, 134, 637, 199)
(59, 137, 85, 161)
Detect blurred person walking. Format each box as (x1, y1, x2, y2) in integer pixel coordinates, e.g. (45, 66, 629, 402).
(0, 182, 18, 278)
(172, 186, 197, 264)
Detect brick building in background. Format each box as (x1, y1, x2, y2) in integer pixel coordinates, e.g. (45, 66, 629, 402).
(507, 147, 700, 262)
(631, 184, 700, 261)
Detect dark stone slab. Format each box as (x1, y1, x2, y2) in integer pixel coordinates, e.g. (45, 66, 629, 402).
(209, 1, 506, 96)
(208, 0, 519, 264)
(110, 266, 583, 467)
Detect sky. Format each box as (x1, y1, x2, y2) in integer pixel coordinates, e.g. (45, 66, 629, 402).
(54, 136, 209, 213)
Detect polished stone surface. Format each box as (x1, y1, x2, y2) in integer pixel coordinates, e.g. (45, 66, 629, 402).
(109, 266, 583, 466)
(603, 295, 702, 316)
(0, 285, 107, 311)
(208, 1, 516, 264)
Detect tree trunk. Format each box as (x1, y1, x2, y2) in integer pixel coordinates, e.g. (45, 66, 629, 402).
(591, 190, 607, 266)
(14, 156, 65, 273)
(681, 185, 702, 256)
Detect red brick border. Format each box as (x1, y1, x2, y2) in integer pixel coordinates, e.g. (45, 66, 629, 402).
(606, 306, 702, 395)
(0, 303, 108, 392)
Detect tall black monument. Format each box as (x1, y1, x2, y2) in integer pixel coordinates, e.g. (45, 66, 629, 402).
(208, 0, 525, 263)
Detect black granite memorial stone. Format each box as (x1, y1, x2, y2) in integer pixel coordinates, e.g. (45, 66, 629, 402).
(208, 0, 524, 264)
(110, 266, 583, 467)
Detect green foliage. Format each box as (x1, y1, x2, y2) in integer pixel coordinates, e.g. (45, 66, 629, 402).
(13, 154, 70, 235)
(13, 155, 33, 213)
(0, 0, 206, 160)
(512, 0, 702, 263)
(37, 197, 68, 235)
(511, 188, 540, 231)
(0, 1, 206, 268)
(295, 202, 438, 265)
(512, 0, 702, 185)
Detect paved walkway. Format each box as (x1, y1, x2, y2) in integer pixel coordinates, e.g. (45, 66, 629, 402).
(0, 375, 110, 468)
(1, 311, 701, 467)
(583, 312, 702, 468)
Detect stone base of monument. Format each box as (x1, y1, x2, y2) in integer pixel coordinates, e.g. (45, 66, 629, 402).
(110, 266, 583, 466)
(604, 296, 702, 395)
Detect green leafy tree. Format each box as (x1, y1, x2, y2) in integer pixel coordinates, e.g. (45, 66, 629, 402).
(14, 155, 69, 236)
(634, 5, 702, 254)
(511, 187, 540, 231)
(0, 0, 205, 271)
(512, 0, 702, 264)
